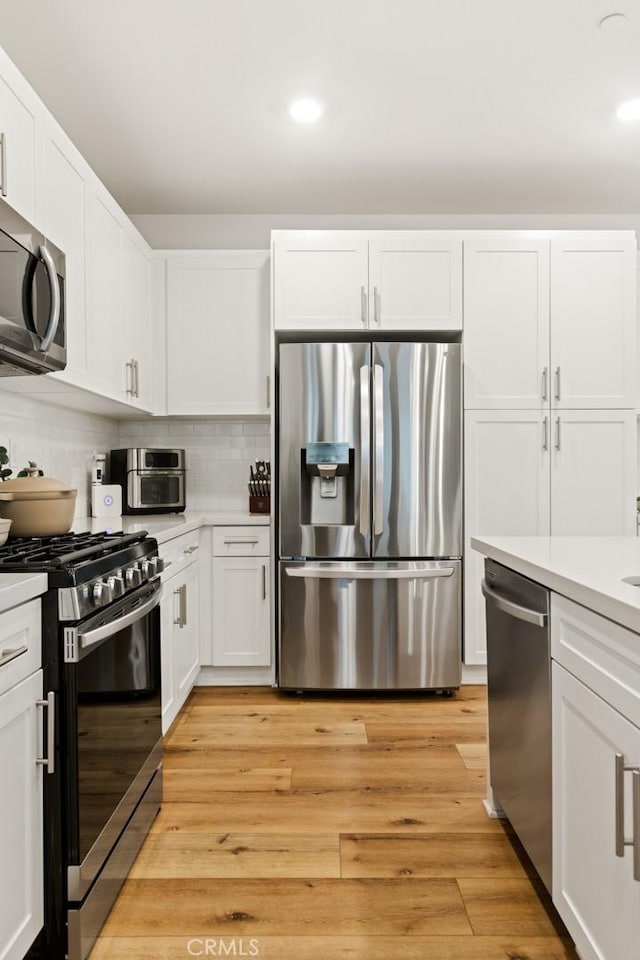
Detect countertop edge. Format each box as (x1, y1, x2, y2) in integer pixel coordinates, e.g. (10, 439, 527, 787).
(471, 536, 640, 634)
(73, 512, 271, 546)
(0, 572, 48, 614)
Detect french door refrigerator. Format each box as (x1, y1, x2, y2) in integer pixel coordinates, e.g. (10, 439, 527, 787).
(278, 340, 462, 691)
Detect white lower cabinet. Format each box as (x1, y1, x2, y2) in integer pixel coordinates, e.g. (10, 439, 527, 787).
(0, 596, 44, 960)
(553, 662, 640, 960)
(160, 531, 201, 734)
(211, 526, 270, 668)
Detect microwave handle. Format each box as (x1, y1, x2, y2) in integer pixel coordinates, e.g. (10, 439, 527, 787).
(38, 245, 61, 353)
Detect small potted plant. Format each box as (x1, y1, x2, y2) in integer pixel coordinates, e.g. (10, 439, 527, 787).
(0, 445, 11, 482)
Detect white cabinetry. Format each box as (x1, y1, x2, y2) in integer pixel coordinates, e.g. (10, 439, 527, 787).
(86, 183, 125, 399)
(166, 252, 270, 415)
(552, 596, 640, 960)
(212, 527, 270, 668)
(272, 231, 462, 331)
(463, 231, 637, 665)
(123, 230, 153, 409)
(0, 598, 45, 960)
(159, 530, 200, 734)
(0, 47, 38, 222)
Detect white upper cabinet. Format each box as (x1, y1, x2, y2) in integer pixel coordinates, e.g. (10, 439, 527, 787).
(273, 230, 463, 331)
(37, 116, 90, 382)
(273, 231, 369, 331)
(464, 237, 550, 408)
(368, 234, 462, 331)
(123, 230, 153, 410)
(166, 251, 270, 416)
(550, 410, 636, 536)
(0, 48, 38, 222)
(86, 184, 126, 400)
(550, 233, 637, 409)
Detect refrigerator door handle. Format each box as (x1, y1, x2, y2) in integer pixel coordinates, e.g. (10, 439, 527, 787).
(285, 566, 455, 580)
(359, 365, 370, 537)
(373, 363, 384, 535)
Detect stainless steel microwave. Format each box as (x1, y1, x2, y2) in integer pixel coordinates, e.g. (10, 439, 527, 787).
(110, 448, 186, 515)
(0, 198, 66, 376)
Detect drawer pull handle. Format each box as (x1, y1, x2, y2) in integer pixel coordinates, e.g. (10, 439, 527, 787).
(615, 753, 640, 880)
(36, 691, 55, 775)
(184, 545, 199, 554)
(0, 645, 28, 668)
(224, 538, 259, 545)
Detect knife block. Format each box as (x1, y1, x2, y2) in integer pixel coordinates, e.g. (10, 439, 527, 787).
(249, 495, 270, 514)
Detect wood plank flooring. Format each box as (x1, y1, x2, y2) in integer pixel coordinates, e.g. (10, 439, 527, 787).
(92, 686, 578, 960)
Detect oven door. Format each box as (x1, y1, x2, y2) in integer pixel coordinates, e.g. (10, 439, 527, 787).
(63, 580, 162, 901)
(127, 470, 185, 512)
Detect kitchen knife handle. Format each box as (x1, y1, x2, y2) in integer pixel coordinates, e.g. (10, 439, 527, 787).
(359, 366, 370, 538)
(373, 363, 384, 536)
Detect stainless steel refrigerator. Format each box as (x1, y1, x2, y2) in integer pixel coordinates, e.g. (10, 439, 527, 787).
(277, 340, 462, 691)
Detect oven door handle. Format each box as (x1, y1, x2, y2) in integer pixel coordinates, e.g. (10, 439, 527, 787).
(77, 588, 163, 652)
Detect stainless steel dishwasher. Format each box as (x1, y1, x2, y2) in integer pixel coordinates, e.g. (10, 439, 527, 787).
(482, 558, 552, 893)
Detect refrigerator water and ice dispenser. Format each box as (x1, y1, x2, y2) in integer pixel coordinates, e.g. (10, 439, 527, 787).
(302, 441, 353, 524)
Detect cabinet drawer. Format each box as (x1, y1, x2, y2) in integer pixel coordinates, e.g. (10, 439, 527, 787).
(551, 594, 640, 729)
(0, 600, 41, 697)
(160, 529, 201, 580)
(212, 526, 269, 557)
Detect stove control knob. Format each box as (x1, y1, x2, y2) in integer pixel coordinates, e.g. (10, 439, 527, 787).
(149, 556, 164, 576)
(110, 575, 125, 599)
(125, 566, 142, 588)
(140, 560, 152, 581)
(92, 581, 109, 607)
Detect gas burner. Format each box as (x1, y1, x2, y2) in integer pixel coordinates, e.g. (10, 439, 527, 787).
(0, 530, 149, 569)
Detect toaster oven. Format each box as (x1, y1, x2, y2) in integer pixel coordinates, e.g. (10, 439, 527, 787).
(110, 448, 185, 514)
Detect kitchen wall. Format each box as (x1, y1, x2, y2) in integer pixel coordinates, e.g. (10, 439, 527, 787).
(0, 386, 118, 520)
(117, 418, 271, 512)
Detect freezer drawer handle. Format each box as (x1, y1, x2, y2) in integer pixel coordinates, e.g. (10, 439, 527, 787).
(615, 753, 640, 881)
(285, 566, 455, 580)
(480, 580, 547, 627)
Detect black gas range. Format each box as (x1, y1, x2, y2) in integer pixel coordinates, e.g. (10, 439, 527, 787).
(0, 530, 164, 960)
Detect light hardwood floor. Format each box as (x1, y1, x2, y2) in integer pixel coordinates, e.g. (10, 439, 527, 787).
(93, 686, 578, 960)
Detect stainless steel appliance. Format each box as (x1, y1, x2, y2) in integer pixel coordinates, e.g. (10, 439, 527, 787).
(482, 558, 552, 893)
(0, 531, 164, 960)
(110, 448, 186, 514)
(0, 197, 66, 375)
(277, 341, 462, 691)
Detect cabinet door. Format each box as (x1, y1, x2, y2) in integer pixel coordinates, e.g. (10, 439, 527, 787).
(0, 49, 38, 222)
(464, 237, 550, 408)
(86, 184, 126, 399)
(0, 669, 43, 960)
(273, 231, 368, 331)
(38, 116, 90, 381)
(123, 230, 153, 411)
(464, 411, 550, 664)
(553, 662, 640, 960)
(174, 561, 200, 702)
(167, 252, 269, 415)
(212, 557, 270, 667)
(368, 234, 462, 331)
(551, 410, 636, 536)
(551, 233, 637, 408)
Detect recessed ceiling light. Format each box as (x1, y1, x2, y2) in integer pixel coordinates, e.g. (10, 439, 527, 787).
(289, 98, 323, 124)
(616, 98, 640, 122)
(599, 12, 627, 31)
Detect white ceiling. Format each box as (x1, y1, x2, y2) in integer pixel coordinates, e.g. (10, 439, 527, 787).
(1, 0, 640, 214)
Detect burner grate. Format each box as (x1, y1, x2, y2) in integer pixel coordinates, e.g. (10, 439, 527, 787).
(0, 530, 149, 568)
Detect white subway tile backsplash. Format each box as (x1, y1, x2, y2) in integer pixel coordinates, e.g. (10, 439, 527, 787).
(116, 417, 272, 511)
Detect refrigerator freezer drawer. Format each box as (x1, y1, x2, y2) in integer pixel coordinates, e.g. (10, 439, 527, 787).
(279, 560, 461, 691)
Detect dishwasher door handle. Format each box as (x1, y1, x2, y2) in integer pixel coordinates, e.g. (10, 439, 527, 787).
(481, 580, 548, 627)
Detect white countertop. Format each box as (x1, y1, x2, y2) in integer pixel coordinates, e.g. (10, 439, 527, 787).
(472, 536, 640, 634)
(74, 511, 270, 545)
(0, 572, 47, 614)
